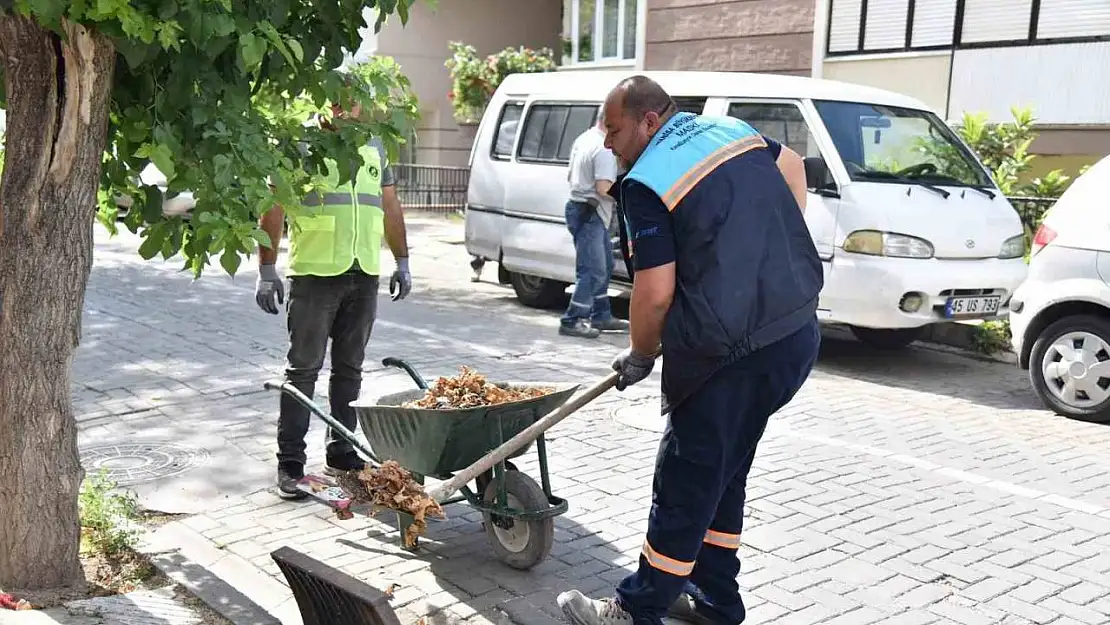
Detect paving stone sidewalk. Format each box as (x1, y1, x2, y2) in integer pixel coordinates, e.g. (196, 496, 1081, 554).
(76, 215, 1110, 625)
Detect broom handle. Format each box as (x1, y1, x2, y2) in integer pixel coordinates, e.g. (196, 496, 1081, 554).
(427, 371, 621, 502)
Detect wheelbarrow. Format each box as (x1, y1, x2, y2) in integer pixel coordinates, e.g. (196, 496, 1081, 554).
(264, 357, 619, 571)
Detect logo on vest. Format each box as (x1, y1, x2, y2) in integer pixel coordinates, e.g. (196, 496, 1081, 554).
(368, 164, 380, 179)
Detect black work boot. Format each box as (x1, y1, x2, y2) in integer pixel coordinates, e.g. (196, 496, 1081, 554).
(277, 462, 309, 500)
(324, 453, 367, 477)
(592, 317, 630, 332)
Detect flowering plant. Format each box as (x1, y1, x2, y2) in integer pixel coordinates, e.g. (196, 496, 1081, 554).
(445, 42, 556, 124)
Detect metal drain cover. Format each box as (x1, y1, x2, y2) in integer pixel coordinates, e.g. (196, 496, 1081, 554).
(81, 443, 210, 486)
(611, 403, 666, 433)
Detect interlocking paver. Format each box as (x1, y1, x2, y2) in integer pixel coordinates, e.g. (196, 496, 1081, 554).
(75, 217, 1110, 624)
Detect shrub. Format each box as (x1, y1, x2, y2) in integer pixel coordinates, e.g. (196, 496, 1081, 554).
(445, 42, 556, 124)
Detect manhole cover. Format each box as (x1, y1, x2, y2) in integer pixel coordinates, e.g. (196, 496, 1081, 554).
(611, 403, 667, 433)
(81, 443, 210, 486)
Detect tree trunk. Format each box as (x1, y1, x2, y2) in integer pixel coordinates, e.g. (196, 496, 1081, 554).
(0, 15, 116, 590)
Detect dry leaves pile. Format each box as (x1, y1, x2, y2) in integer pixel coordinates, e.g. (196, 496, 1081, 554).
(334, 461, 445, 547)
(403, 366, 553, 409)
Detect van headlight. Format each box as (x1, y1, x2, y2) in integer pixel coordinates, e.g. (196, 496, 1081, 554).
(842, 230, 934, 259)
(998, 234, 1025, 259)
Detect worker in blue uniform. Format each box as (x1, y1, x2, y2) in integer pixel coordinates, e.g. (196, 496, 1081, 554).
(557, 75, 824, 625)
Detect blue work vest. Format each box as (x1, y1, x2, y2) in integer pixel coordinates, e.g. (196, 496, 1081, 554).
(623, 112, 823, 414)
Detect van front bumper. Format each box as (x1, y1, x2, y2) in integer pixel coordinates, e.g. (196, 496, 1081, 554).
(819, 252, 1029, 329)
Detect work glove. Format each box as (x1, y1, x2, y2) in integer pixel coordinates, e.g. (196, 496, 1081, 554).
(255, 264, 285, 315)
(611, 347, 657, 391)
(390, 257, 412, 301)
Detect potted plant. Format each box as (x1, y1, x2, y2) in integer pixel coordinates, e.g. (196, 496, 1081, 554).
(445, 42, 556, 125)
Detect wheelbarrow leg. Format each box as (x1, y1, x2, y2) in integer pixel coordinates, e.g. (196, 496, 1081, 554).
(396, 473, 425, 552)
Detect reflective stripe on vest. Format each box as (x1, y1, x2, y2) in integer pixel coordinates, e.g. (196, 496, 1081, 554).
(287, 144, 385, 277)
(304, 192, 384, 207)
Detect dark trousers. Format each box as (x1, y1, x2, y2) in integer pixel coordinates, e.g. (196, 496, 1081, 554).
(616, 319, 821, 625)
(277, 272, 379, 467)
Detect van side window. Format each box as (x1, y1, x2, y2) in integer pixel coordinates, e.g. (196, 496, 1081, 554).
(727, 102, 821, 159)
(518, 103, 599, 165)
(492, 102, 524, 159)
(673, 97, 708, 114)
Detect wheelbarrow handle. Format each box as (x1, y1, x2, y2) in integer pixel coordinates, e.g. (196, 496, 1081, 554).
(427, 371, 621, 503)
(381, 357, 430, 390)
(261, 380, 376, 459)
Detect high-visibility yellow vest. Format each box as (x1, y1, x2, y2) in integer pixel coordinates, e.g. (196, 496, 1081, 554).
(287, 144, 385, 277)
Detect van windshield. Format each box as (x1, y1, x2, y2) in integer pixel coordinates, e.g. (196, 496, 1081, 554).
(813, 100, 993, 189)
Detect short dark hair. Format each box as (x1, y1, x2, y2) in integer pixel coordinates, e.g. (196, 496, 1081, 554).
(612, 75, 675, 120)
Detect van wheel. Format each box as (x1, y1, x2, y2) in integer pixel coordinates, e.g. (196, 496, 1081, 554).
(509, 272, 567, 309)
(850, 326, 922, 350)
(1029, 315, 1110, 423)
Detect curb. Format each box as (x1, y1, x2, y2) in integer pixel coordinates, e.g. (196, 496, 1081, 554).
(140, 522, 302, 625)
(919, 320, 1017, 364)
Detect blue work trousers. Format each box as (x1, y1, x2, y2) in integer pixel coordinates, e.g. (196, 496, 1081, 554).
(616, 319, 821, 625)
(561, 200, 615, 326)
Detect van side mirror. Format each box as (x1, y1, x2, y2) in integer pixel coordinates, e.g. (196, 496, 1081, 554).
(804, 156, 838, 198)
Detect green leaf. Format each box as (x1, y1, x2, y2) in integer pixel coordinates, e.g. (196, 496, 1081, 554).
(147, 143, 176, 180)
(251, 228, 273, 249)
(220, 248, 242, 275)
(239, 33, 267, 70)
(138, 227, 167, 260)
(286, 38, 304, 63)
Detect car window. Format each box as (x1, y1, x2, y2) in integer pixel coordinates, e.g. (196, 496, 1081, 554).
(518, 103, 600, 165)
(492, 102, 524, 159)
(727, 102, 821, 158)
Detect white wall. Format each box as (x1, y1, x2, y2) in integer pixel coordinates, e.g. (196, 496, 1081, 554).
(948, 41, 1110, 125)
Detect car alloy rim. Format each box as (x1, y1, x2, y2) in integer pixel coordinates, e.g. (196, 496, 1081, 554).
(1041, 331, 1110, 408)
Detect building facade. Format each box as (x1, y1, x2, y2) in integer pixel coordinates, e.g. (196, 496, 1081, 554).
(368, 0, 1109, 172)
(813, 0, 1110, 174)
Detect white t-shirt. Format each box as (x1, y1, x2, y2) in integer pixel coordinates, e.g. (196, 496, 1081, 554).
(566, 126, 620, 227)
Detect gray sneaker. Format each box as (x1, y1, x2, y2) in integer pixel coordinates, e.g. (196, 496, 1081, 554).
(559, 320, 601, 339)
(667, 593, 716, 625)
(557, 591, 633, 625)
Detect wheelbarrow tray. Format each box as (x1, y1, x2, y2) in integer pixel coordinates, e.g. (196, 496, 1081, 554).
(353, 382, 580, 478)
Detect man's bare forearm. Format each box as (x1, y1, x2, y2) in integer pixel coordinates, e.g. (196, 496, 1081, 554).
(258, 205, 285, 265)
(382, 185, 409, 259)
(629, 263, 675, 356)
(776, 146, 808, 213)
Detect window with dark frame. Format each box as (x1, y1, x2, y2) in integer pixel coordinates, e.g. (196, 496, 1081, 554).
(826, 0, 1110, 57)
(491, 102, 525, 160)
(517, 103, 600, 164)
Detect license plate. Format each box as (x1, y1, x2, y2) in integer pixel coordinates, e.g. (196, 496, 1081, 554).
(945, 295, 1001, 318)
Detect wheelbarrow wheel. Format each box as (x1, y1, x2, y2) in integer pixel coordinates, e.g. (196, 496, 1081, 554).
(482, 471, 553, 570)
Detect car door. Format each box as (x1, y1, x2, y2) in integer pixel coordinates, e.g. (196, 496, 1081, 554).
(722, 99, 840, 269)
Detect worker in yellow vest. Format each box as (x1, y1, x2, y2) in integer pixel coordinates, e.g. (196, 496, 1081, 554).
(254, 100, 412, 500)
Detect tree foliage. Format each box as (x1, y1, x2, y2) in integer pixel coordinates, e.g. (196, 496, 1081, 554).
(2, 0, 420, 278)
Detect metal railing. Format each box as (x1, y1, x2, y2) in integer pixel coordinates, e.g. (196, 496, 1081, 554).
(1007, 195, 1058, 233)
(393, 163, 470, 214)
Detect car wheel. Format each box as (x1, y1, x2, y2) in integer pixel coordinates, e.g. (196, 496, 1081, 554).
(1029, 314, 1110, 422)
(849, 326, 923, 350)
(509, 272, 567, 309)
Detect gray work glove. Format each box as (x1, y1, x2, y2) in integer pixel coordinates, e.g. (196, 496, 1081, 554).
(255, 264, 285, 315)
(390, 257, 412, 301)
(611, 347, 657, 391)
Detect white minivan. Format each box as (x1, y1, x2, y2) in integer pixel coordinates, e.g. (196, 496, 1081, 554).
(464, 70, 1028, 349)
